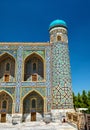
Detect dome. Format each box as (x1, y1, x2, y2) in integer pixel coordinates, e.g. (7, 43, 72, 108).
(49, 19, 67, 30)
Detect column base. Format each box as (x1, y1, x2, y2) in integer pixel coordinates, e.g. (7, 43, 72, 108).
(12, 114, 22, 124)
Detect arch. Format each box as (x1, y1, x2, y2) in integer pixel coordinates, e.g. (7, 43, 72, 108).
(0, 90, 14, 101)
(0, 52, 16, 82)
(24, 52, 44, 62)
(22, 89, 44, 101)
(24, 52, 44, 81)
(22, 90, 44, 121)
(0, 52, 15, 62)
(0, 90, 13, 114)
(57, 35, 61, 41)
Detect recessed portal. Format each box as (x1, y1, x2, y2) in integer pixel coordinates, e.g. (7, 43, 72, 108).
(23, 91, 44, 122)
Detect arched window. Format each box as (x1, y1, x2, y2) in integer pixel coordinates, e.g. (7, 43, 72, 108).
(2, 100, 7, 109)
(6, 63, 10, 71)
(32, 99, 36, 108)
(33, 63, 36, 72)
(57, 35, 61, 41)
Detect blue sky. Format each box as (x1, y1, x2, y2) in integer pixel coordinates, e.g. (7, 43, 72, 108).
(0, 0, 90, 94)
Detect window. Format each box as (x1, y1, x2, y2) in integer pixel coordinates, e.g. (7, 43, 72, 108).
(4, 75, 9, 82)
(32, 99, 36, 108)
(33, 63, 36, 72)
(2, 100, 7, 109)
(6, 63, 10, 71)
(57, 35, 61, 41)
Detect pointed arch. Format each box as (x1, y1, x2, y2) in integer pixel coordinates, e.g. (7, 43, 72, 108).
(0, 90, 13, 114)
(24, 52, 44, 81)
(24, 52, 44, 62)
(22, 90, 44, 120)
(0, 52, 16, 82)
(22, 89, 44, 101)
(0, 52, 15, 62)
(0, 90, 14, 101)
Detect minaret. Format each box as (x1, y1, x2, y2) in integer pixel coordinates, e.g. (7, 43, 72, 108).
(49, 20, 74, 118)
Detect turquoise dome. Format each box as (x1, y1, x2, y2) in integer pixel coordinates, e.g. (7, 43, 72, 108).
(49, 19, 67, 30)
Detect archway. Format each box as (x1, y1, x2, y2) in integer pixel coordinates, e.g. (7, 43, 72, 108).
(0, 53, 15, 82)
(23, 90, 44, 121)
(0, 91, 13, 122)
(24, 53, 44, 81)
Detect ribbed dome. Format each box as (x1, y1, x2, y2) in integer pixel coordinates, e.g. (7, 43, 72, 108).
(49, 19, 67, 30)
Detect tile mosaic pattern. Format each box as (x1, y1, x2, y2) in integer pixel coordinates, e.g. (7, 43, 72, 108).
(52, 85, 73, 109)
(0, 39, 73, 113)
(24, 50, 45, 59)
(51, 42, 73, 109)
(21, 87, 46, 98)
(0, 87, 15, 98)
(0, 50, 17, 58)
(16, 46, 23, 112)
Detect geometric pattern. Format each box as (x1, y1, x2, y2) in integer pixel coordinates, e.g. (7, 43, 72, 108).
(52, 85, 73, 109)
(23, 50, 45, 59)
(21, 87, 46, 98)
(51, 30, 73, 109)
(0, 87, 15, 99)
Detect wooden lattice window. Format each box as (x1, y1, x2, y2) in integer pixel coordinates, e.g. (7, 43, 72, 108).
(4, 75, 9, 82)
(32, 74, 37, 81)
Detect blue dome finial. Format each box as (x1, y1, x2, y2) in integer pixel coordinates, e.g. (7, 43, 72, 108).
(49, 19, 67, 30)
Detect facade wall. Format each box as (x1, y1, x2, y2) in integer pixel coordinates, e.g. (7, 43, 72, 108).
(0, 25, 73, 122)
(0, 43, 51, 117)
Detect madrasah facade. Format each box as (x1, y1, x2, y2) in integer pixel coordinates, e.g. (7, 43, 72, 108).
(0, 19, 74, 123)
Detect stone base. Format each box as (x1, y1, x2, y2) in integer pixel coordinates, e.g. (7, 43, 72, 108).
(12, 114, 22, 124)
(51, 109, 75, 122)
(43, 113, 51, 123)
(23, 113, 43, 122)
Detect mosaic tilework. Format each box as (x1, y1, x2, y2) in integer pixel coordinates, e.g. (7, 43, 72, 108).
(51, 41, 73, 109)
(0, 38, 73, 113)
(0, 82, 16, 86)
(21, 87, 46, 98)
(21, 82, 46, 86)
(45, 46, 52, 112)
(23, 50, 45, 59)
(16, 46, 23, 112)
(52, 85, 73, 109)
(0, 87, 15, 99)
(0, 50, 17, 58)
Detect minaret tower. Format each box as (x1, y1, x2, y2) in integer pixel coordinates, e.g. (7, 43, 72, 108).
(49, 20, 74, 117)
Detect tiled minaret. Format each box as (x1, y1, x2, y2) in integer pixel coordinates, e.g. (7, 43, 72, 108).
(49, 20, 74, 118)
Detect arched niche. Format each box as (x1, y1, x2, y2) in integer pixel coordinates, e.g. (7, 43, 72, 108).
(24, 53, 44, 81)
(0, 90, 13, 114)
(0, 53, 15, 82)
